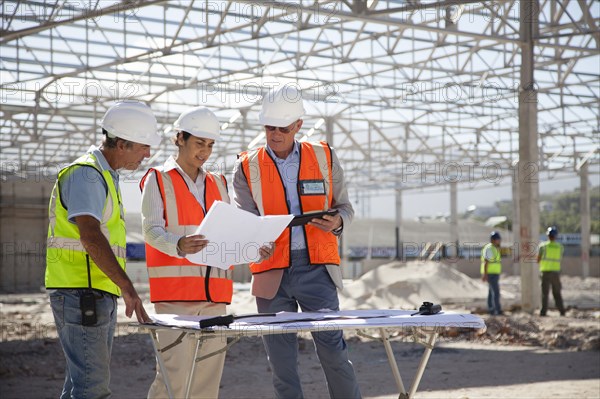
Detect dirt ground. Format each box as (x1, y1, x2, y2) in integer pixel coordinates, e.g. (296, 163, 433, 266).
(1, 274, 599, 399)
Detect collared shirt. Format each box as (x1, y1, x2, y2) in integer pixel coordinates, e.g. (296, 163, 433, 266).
(60, 145, 120, 224)
(232, 140, 355, 252)
(483, 244, 500, 262)
(141, 156, 207, 258)
(265, 141, 305, 250)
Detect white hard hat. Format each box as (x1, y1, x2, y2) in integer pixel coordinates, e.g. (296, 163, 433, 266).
(101, 101, 161, 146)
(173, 106, 220, 140)
(258, 85, 305, 127)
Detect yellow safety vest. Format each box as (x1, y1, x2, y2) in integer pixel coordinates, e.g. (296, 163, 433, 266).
(480, 243, 502, 275)
(539, 241, 563, 272)
(45, 153, 126, 296)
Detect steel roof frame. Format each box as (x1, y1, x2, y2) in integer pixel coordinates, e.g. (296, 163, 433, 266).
(1, 0, 598, 196)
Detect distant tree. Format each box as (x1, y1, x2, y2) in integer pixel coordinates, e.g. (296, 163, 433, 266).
(496, 201, 513, 230)
(494, 186, 599, 234)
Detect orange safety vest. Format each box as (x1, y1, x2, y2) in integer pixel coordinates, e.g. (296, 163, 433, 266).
(139, 168, 233, 303)
(239, 141, 340, 274)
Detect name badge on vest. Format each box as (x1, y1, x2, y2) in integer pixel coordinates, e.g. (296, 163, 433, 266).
(299, 180, 326, 195)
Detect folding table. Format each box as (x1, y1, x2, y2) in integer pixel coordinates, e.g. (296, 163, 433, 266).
(137, 309, 485, 399)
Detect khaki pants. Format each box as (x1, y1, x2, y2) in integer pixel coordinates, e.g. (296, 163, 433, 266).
(148, 302, 227, 399)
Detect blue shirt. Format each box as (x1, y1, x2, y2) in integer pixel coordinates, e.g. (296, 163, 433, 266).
(265, 141, 305, 250)
(60, 146, 120, 224)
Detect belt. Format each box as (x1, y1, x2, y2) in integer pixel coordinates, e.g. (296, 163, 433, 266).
(290, 248, 309, 266)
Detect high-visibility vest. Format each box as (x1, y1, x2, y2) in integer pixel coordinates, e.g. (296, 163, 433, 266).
(539, 241, 563, 272)
(238, 141, 340, 274)
(45, 153, 126, 296)
(140, 168, 233, 303)
(480, 243, 502, 275)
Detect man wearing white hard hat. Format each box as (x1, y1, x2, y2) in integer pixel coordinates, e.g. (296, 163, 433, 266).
(46, 101, 160, 398)
(140, 106, 274, 398)
(233, 85, 361, 398)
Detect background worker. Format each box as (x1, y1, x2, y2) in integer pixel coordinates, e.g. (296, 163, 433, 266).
(141, 106, 273, 398)
(232, 85, 362, 399)
(45, 101, 158, 398)
(481, 231, 503, 315)
(538, 226, 566, 316)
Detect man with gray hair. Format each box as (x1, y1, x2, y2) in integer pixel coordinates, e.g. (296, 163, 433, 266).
(46, 101, 159, 398)
(232, 84, 362, 399)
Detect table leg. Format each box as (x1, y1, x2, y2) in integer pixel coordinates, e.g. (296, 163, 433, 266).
(408, 331, 438, 398)
(184, 336, 203, 399)
(379, 327, 407, 397)
(149, 330, 174, 399)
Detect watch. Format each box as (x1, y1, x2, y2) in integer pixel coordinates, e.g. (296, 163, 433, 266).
(332, 222, 343, 235)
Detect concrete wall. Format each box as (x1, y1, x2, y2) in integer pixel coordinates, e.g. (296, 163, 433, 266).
(1, 178, 54, 293)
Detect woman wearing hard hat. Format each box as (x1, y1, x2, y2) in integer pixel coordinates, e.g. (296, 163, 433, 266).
(140, 106, 274, 398)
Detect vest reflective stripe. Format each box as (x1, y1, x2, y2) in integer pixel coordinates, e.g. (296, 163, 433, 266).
(246, 154, 265, 216)
(540, 241, 563, 272)
(311, 142, 333, 210)
(45, 153, 126, 296)
(139, 168, 233, 303)
(47, 237, 127, 260)
(480, 243, 502, 275)
(147, 265, 232, 279)
(239, 141, 340, 274)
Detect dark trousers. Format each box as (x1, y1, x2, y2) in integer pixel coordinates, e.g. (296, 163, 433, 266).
(486, 274, 502, 315)
(256, 250, 362, 399)
(541, 271, 565, 315)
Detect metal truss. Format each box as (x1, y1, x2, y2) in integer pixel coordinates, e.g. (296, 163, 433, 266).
(1, 0, 598, 197)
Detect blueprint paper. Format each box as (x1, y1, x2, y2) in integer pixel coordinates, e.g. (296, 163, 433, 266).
(149, 310, 486, 332)
(185, 201, 293, 269)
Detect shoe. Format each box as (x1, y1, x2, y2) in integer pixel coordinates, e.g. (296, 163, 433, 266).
(539, 312, 547, 317)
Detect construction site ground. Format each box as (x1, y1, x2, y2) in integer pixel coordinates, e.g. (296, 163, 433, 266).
(1, 262, 599, 399)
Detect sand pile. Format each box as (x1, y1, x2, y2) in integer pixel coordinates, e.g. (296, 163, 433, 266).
(339, 261, 514, 309)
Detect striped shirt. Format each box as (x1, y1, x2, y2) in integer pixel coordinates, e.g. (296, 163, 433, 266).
(140, 156, 208, 258)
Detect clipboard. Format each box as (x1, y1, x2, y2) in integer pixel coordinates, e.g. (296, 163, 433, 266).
(288, 209, 339, 227)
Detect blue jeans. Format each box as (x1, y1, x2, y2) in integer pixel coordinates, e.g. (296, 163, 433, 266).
(256, 250, 362, 399)
(487, 274, 502, 315)
(49, 289, 117, 399)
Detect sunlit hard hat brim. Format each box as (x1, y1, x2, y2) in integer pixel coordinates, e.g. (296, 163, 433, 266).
(104, 126, 162, 146)
(175, 128, 220, 141)
(133, 131, 162, 146)
(258, 114, 303, 127)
